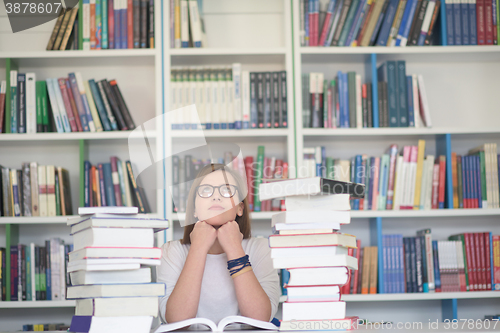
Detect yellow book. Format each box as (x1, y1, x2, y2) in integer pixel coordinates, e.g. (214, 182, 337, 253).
(174, 0, 181, 48)
(369, 246, 378, 294)
(413, 139, 426, 209)
(361, 246, 371, 294)
(451, 152, 459, 208)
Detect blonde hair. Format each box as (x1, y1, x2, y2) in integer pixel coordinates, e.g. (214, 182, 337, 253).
(180, 163, 252, 244)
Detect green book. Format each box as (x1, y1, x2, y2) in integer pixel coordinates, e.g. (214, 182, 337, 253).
(26, 245, 32, 301)
(55, 171, 61, 216)
(253, 146, 265, 212)
(102, 0, 108, 49)
(40, 81, 49, 132)
(10, 70, 18, 133)
(338, 0, 361, 46)
(326, 157, 334, 179)
(36, 81, 43, 132)
(347, 72, 357, 128)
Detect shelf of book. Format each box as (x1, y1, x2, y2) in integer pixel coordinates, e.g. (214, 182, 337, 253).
(170, 129, 290, 139)
(300, 46, 500, 55)
(341, 291, 500, 302)
(302, 128, 500, 137)
(169, 48, 287, 57)
(0, 131, 157, 141)
(0, 301, 76, 309)
(0, 49, 158, 60)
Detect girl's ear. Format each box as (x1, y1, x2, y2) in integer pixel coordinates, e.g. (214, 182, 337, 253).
(237, 202, 244, 217)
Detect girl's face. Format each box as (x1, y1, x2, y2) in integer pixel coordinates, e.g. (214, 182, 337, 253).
(194, 170, 244, 227)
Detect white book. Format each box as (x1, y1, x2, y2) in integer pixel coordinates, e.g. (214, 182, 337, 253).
(78, 206, 138, 215)
(67, 283, 166, 299)
(68, 216, 168, 233)
(180, 0, 189, 47)
(51, 78, 72, 132)
(38, 165, 48, 217)
(29, 243, 36, 301)
(417, 74, 432, 127)
(59, 243, 66, 300)
(203, 68, 212, 128)
(188, 0, 202, 47)
(122, 160, 133, 206)
(72, 227, 154, 250)
(218, 68, 227, 128)
(393, 155, 404, 210)
(271, 245, 348, 258)
(226, 69, 235, 128)
(70, 268, 152, 285)
(232, 63, 242, 128)
(282, 301, 346, 321)
(46, 165, 56, 216)
(25, 73, 37, 134)
(70, 316, 153, 333)
(287, 266, 350, 286)
(68, 258, 160, 272)
(154, 315, 277, 333)
(82, 0, 90, 50)
(45, 79, 64, 133)
(355, 74, 362, 128)
(284, 194, 351, 211)
(241, 70, 250, 128)
(50, 238, 61, 300)
(211, 68, 220, 127)
(406, 147, 418, 209)
(83, 81, 103, 131)
(286, 285, 341, 302)
(196, 68, 205, 129)
(272, 254, 357, 270)
(419, 156, 430, 210)
(69, 262, 140, 272)
(271, 210, 350, 225)
(420, 1, 436, 38)
(411, 74, 421, 127)
(69, 247, 161, 261)
(76, 297, 159, 317)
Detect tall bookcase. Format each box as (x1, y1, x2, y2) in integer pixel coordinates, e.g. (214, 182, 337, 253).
(1, 0, 500, 331)
(0, 1, 164, 331)
(291, 0, 500, 324)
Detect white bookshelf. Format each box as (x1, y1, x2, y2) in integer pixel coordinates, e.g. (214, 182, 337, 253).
(0, 301, 76, 309)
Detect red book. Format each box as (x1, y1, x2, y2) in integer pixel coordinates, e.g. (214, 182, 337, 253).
(244, 156, 254, 211)
(386, 144, 398, 210)
(64, 79, 83, 132)
(484, 232, 492, 290)
(110, 156, 123, 206)
(478, 232, 487, 290)
(90, 0, 96, 49)
(484, 0, 494, 44)
(128, 0, 134, 49)
(108, 0, 115, 49)
(464, 233, 475, 291)
(438, 155, 446, 209)
(477, 0, 486, 45)
(431, 163, 440, 209)
(89, 164, 94, 207)
(58, 78, 78, 132)
(0, 82, 5, 133)
(351, 239, 361, 294)
(470, 233, 479, 290)
(371, 157, 380, 210)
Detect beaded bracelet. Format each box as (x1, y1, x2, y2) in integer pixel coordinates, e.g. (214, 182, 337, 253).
(227, 255, 250, 270)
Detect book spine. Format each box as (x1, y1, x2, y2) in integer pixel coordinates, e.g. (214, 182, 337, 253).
(83, 0, 91, 50)
(376, 0, 399, 45)
(110, 157, 124, 206)
(453, 0, 463, 44)
(493, 235, 500, 290)
(477, 0, 486, 44)
(17, 73, 26, 134)
(461, 0, 470, 44)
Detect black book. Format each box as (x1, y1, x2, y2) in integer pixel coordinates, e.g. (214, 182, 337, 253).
(148, 0, 154, 48)
(100, 79, 127, 130)
(21, 245, 26, 300)
(415, 236, 424, 292)
(409, 0, 427, 45)
(271, 72, 280, 128)
(279, 71, 288, 128)
(264, 72, 272, 128)
(249, 72, 258, 128)
(45, 240, 51, 300)
(39, 246, 46, 300)
(35, 245, 40, 300)
(1, 248, 5, 300)
(256, 73, 264, 128)
(362, 84, 368, 127)
(133, 0, 141, 48)
(377, 81, 384, 127)
(109, 80, 136, 129)
(366, 82, 373, 128)
(332, 0, 353, 46)
(140, 0, 149, 48)
(381, 81, 389, 127)
(404, 238, 413, 292)
(125, 161, 146, 214)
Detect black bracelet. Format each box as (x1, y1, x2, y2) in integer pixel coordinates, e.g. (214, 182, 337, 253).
(227, 254, 250, 270)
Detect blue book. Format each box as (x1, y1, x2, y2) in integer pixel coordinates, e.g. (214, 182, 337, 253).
(394, 235, 400, 293)
(387, 235, 393, 293)
(342, 72, 349, 128)
(114, 2, 121, 49)
(305, 0, 310, 46)
(406, 76, 415, 127)
(476, 155, 482, 208)
(378, 154, 390, 209)
(45, 78, 64, 133)
(345, 0, 368, 46)
(68, 73, 89, 131)
(370, 0, 390, 44)
(84, 161, 91, 207)
(376, 0, 400, 45)
(88, 80, 113, 131)
(398, 235, 406, 293)
(339, 0, 362, 46)
(462, 155, 468, 209)
(453, 0, 462, 44)
(432, 240, 441, 292)
(321, 146, 327, 178)
(396, 0, 419, 45)
(461, 0, 470, 44)
(353, 154, 362, 210)
(336, 72, 344, 127)
(10, 245, 18, 300)
(102, 0, 108, 48)
(469, 0, 477, 44)
(382, 235, 388, 293)
(446, 0, 455, 44)
(378, 62, 398, 127)
(470, 155, 476, 208)
(396, 61, 408, 127)
(103, 163, 116, 206)
(490, 232, 495, 290)
(120, 1, 127, 48)
(280, 269, 290, 296)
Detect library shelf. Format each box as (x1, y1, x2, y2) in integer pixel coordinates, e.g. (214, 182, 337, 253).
(0, 300, 76, 308)
(170, 129, 290, 139)
(0, 49, 158, 60)
(350, 208, 500, 218)
(169, 48, 287, 56)
(300, 46, 500, 55)
(301, 128, 500, 138)
(0, 216, 69, 225)
(0, 131, 157, 141)
(341, 291, 500, 302)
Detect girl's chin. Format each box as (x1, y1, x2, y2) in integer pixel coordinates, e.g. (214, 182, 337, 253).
(203, 212, 236, 226)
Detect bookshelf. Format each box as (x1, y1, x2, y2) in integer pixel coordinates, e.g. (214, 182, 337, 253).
(0, 0, 164, 331)
(291, 0, 500, 325)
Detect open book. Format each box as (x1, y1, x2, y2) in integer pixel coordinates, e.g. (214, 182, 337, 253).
(153, 315, 278, 332)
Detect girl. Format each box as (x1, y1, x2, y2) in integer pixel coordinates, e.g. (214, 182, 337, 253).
(157, 163, 281, 325)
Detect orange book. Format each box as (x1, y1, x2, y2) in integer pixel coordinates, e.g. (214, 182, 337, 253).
(90, 165, 96, 207)
(90, 0, 96, 49)
(451, 152, 459, 208)
(413, 139, 426, 209)
(94, 167, 101, 207)
(128, 0, 134, 48)
(369, 246, 378, 294)
(361, 246, 371, 294)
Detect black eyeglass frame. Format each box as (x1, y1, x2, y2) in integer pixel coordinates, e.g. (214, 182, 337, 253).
(195, 184, 239, 198)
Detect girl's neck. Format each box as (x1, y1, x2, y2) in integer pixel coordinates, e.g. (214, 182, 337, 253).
(207, 239, 225, 255)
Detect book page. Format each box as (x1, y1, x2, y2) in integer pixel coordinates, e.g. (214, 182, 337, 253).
(217, 316, 278, 332)
(153, 318, 216, 333)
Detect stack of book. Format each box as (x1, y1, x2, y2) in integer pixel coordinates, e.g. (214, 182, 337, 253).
(66, 206, 168, 333)
(259, 177, 364, 331)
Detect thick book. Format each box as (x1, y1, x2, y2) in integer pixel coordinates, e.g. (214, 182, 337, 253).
(154, 315, 278, 333)
(70, 267, 152, 285)
(269, 232, 357, 248)
(68, 215, 168, 233)
(271, 210, 350, 225)
(77, 206, 138, 215)
(70, 315, 153, 333)
(282, 301, 346, 321)
(286, 285, 341, 302)
(76, 297, 158, 317)
(72, 227, 154, 250)
(67, 283, 165, 299)
(259, 177, 365, 200)
(286, 266, 350, 286)
(68, 247, 161, 261)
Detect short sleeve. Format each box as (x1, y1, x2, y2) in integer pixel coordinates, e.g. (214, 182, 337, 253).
(247, 238, 281, 321)
(156, 241, 188, 324)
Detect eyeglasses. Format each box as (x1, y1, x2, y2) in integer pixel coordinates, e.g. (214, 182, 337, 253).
(196, 184, 238, 198)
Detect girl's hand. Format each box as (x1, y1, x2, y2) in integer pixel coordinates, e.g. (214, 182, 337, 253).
(217, 221, 244, 259)
(190, 221, 217, 254)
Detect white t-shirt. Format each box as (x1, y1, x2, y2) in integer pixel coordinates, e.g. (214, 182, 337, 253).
(156, 237, 281, 324)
